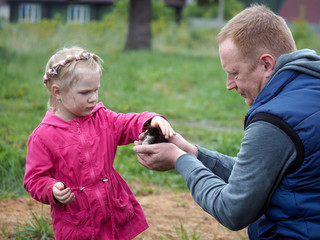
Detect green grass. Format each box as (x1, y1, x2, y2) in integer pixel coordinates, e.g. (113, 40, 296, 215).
(1, 10, 318, 240)
(2, 15, 319, 198)
(2, 13, 319, 198)
(160, 222, 203, 240)
(0, 20, 249, 198)
(1, 207, 54, 240)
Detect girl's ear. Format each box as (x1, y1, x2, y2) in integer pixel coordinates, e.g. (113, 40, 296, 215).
(51, 84, 61, 101)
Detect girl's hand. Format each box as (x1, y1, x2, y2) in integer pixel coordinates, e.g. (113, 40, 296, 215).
(137, 131, 198, 157)
(53, 182, 75, 204)
(150, 116, 176, 139)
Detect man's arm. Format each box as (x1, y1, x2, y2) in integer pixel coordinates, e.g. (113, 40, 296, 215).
(175, 121, 297, 230)
(196, 147, 236, 183)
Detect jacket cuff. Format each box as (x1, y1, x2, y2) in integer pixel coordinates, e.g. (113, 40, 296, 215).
(47, 179, 60, 206)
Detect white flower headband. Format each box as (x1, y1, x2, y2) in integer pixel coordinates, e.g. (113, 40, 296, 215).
(43, 51, 93, 87)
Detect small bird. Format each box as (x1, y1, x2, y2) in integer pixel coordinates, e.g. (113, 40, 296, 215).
(142, 127, 167, 145)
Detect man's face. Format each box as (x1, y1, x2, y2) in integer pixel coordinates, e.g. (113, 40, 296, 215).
(219, 38, 267, 106)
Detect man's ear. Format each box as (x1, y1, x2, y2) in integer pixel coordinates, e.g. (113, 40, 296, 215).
(51, 84, 61, 101)
(260, 54, 276, 78)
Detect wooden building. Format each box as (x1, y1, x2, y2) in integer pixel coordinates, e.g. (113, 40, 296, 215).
(278, 0, 320, 24)
(2, 0, 114, 24)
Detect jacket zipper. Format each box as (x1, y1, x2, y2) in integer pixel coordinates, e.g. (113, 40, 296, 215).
(75, 121, 107, 218)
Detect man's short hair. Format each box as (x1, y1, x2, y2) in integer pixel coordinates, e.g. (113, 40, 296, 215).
(217, 5, 296, 64)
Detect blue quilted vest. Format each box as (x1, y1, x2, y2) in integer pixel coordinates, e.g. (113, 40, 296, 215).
(245, 70, 320, 239)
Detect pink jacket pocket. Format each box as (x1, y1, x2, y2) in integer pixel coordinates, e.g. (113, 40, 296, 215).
(112, 190, 134, 227)
(52, 190, 92, 240)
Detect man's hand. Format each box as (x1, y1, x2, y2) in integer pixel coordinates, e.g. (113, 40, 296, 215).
(53, 182, 75, 204)
(133, 142, 185, 171)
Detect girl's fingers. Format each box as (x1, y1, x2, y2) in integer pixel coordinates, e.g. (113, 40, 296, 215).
(59, 190, 75, 204)
(63, 193, 75, 204)
(150, 116, 176, 139)
(163, 123, 175, 139)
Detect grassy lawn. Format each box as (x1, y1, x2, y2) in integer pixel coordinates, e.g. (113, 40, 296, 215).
(2, 14, 320, 198)
(1, 4, 319, 239)
(0, 19, 249, 198)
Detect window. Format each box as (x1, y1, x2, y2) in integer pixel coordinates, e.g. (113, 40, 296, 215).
(0, 5, 10, 22)
(67, 5, 90, 25)
(18, 3, 41, 23)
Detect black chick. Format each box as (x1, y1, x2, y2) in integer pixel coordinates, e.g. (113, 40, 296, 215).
(142, 127, 167, 145)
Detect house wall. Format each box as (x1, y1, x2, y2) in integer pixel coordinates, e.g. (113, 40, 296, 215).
(90, 3, 112, 21)
(8, 1, 113, 23)
(0, 4, 9, 21)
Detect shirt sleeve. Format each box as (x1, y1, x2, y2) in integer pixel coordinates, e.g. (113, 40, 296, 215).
(196, 146, 236, 183)
(24, 132, 59, 206)
(175, 121, 297, 230)
(103, 108, 164, 145)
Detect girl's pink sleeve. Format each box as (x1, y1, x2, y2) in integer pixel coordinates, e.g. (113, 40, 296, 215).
(106, 110, 166, 145)
(24, 133, 58, 206)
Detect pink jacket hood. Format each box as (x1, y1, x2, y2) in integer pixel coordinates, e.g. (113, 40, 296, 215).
(41, 102, 106, 128)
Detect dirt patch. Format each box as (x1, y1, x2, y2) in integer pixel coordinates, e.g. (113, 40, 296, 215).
(0, 190, 247, 239)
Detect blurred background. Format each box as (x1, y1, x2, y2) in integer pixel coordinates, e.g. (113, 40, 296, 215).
(1, 0, 320, 196)
(1, 0, 320, 238)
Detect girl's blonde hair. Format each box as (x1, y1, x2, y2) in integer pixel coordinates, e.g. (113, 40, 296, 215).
(43, 46, 103, 109)
(217, 5, 296, 66)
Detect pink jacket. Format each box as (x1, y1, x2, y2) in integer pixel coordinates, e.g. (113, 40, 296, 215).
(24, 102, 159, 239)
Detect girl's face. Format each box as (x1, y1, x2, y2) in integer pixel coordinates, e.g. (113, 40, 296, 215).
(56, 67, 101, 121)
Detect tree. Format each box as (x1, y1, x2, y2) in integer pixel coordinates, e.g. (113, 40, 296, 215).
(217, 0, 224, 23)
(124, 0, 152, 51)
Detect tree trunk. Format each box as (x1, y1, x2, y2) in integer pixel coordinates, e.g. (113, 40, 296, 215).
(124, 0, 152, 51)
(217, 0, 224, 24)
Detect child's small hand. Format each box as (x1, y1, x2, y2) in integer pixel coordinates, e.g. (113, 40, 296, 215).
(53, 182, 75, 204)
(150, 116, 176, 139)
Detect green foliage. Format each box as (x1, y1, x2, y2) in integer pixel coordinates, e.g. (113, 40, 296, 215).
(109, 0, 129, 17)
(0, 5, 318, 239)
(183, 1, 216, 19)
(2, 4, 319, 200)
(183, 3, 218, 19)
(152, 0, 176, 22)
(151, 0, 176, 34)
(291, 19, 320, 52)
(0, 19, 247, 199)
(103, 0, 128, 28)
(224, 0, 244, 20)
(0, 142, 27, 197)
(153, 23, 221, 56)
(160, 222, 202, 240)
(1, 207, 54, 239)
(183, 0, 244, 20)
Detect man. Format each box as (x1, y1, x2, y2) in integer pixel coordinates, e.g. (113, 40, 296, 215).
(133, 5, 320, 239)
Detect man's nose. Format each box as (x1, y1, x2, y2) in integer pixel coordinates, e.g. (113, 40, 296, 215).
(226, 77, 236, 90)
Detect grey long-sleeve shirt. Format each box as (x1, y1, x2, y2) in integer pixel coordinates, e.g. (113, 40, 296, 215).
(175, 121, 296, 231)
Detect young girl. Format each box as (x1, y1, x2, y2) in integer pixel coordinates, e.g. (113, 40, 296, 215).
(24, 47, 175, 240)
